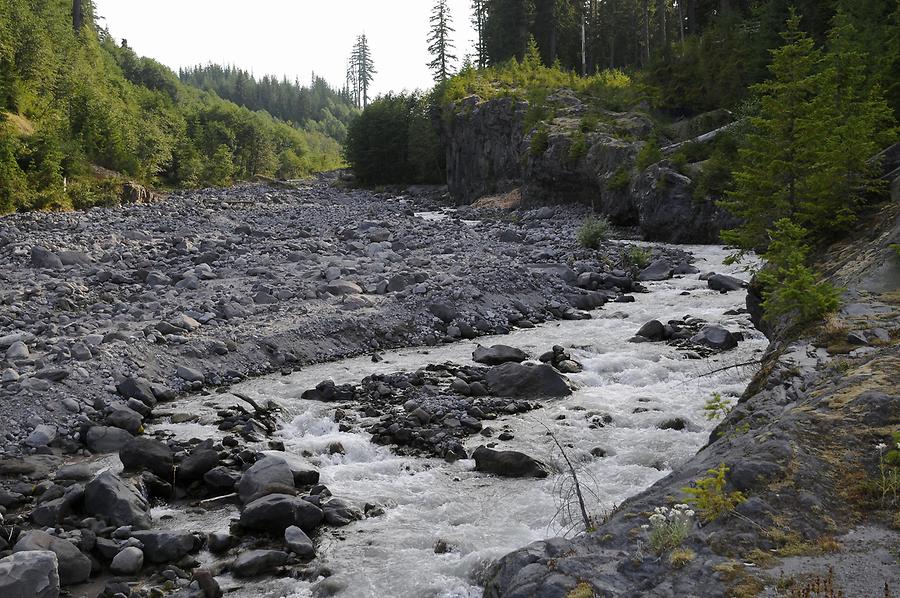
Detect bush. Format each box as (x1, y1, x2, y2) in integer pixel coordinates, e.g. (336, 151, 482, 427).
(644, 504, 694, 554)
(568, 131, 587, 163)
(683, 463, 746, 522)
(344, 92, 444, 185)
(757, 219, 841, 325)
(623, 246, 651, 269)
(606, 166, 631, 192)
(635, 137, 662, 171)
(530, 125, 549, 157)
(577, 215, 611, 249)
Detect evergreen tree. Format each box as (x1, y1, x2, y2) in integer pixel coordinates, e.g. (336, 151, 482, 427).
(428, 0, 458, 83)
(484, 0, 530, 63)
(351, 34, 376, 108)
(720, 10, 826, 251)
(471, 0, 488, 68)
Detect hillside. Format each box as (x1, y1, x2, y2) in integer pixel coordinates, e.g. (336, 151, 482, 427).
(0, 0, 344, 214)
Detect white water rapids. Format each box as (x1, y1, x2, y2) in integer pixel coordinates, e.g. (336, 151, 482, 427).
(150, 244, 766, 598)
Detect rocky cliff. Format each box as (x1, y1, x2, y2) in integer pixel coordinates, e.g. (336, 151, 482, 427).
(482, 198, 900, 597)
(445, 90, 736, 243)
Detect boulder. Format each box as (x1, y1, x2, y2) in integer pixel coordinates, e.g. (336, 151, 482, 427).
(31, 246, 63, 270)
(0, 551, 60, 598)
(472, 344, 528, 365)
(105, 405, 143, 435)
(13, 531, 90, 586)
(485, 363, 571, 398)
(83, 470, 151, 529)
(85, 426, 134, 453)
(636, 320, 666, 341)
(284, 526, 315, 559)
(707, 274, 745, 292)
(25, 425, 57, 448)
(176, 448, 219, 485)
(130, 530, 196, 563)
(231, 550, 288, 578)
(636, 259, 673, 281)
(119, 438, 174, 479)
(109, 547, 143, 575)
(325, 280, 363, 295)
(236, 456, 296, 503)
(691, 325, 738, 350)
(240, 493, 324, 533)
(321, 498, 362, 526)
(116, 376, 158, 407)
(472, 446, 550, 478)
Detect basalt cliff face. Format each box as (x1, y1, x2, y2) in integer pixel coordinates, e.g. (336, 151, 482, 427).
(482, 198, 900, 598)
(445, 90, 736, 243)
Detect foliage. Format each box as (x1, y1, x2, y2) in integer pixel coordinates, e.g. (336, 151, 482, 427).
(348, 34, 377, 108)
(683, 463, 746, 522)
(721, 10, 896, 252)
(756, 219, 841, 325)
(623, 246, 651, 270)
(344, 92, 444, 185)
(643, 504, 694, 554)
(668, 547, 696, 568)
(0, 0, 343, 214)
(428, 0, 458, 83)
(873, 434, 900, 508)
(179, 66, 358, 143)
(635, 137, 662, 171)
(529, 124, 549, 156)
(703, 392, 733, 421)
(577, 215, 611, 249)
(568, 131, 587, 162)
(606, 166, 631, 192)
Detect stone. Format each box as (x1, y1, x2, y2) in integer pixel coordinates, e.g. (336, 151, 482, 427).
(106, 405, 143, 435)
(25, 424, 57, 448)
(636, 259, 673, 281)
(240, 493, 324, 533)
(485, 363, 571, 398)
(236, 456, 295, 503)
(6, 340, 29, 359)
(636, 320, 666, 341)
(83, 470, 151, 529)
(231, 550, 288, 578)
(691, 325, 738, 350)
(14, 531, 91, 586)
(176, 365, 205, 383)
(322, 498, 361, 526)
(130, 530, 196, 563)
(204, 466, 241, 491)
(116, 377, 157, 407)
(194, 568, 222, 598)
(707, 274, 745, 292)
(472, 446, 550, 478)
(284, 525, 315, 559)
(110, 547, 143, 575)
(176, 448, 219, 485)
(85, 426, 134, 453)
(325, 280, 363, 295)
(120, 438, 174, 479)
(0, 550, 60, 598)
(31, 246, 63, 269)
(428, 302, 459, 324)
(472, 344, 528, 365)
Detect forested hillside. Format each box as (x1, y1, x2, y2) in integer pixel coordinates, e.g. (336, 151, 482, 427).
(179, 65, 358, 142)
(0, 0, 344, 214)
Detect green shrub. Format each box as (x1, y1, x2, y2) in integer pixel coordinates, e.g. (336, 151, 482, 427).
(645, 504, 694, 554)
(623, 246, 651, 269)
(683, 463, 746, 522)
(606, 166, 631, 192)
(757, 219, 841, 325)
(568, 131, 587, 163)
(530, 125, 550, 157)
(577, 215, 611, 249)
(636, 137, 662, 170)
(703, 392, 733, 421)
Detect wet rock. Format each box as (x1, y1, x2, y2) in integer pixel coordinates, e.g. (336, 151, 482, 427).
(690, 325, 738, 350)
(300, 380, 355, 402)
(322, 498, 361, 526)
(472, 344, 528, 365)
(636, 259, 673, 281)
(707, 273, 745, 292)
(231, 549, 288, 578)
(110, 546, 143, 575)
(106, 405, 143, 435)
(119, 438, 174, 479)
(116, 376, 158, 407)
(85, 426, 134, 453)
(472, 446, 550, 478)
(0, 550, 60, 598)
(176, 448, 219, 485)
(284, 525, 315, 559)
(14, 531, 91, 586)
(240, 493, 324, 533)
(236, 456, 295, 503)
(130, 530, 196, 563)
(207, 532, 234, 554)
(485, 363, 571, 398)
(83, 470, 151, 529)
(203, 466, 241, 491)
(194, 568, 222, 598)
(636, 320, 666, 341)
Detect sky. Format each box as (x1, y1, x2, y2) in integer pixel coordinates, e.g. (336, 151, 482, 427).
(92, 0, 477, 96)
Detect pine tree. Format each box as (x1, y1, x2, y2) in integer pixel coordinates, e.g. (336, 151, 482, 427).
(720, 10, 826, 252)
(471, 0, 488, 68)
(428, 0, 458, 83)
(351, 34, 376, 108)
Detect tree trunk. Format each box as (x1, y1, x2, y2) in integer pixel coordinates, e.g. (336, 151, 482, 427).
(72, 0, 83, 31)
(686, 0, 697, 35)
(657, 0, 667, 51)
(641, 0, 650, 67)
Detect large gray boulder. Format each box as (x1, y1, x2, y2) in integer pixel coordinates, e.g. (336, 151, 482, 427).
(636, 259, 673, 281)
(707, 273, 746, 292)
(83, 470, 151, 529)
(0, 551, 60, 598)
(485, 363, 572, 398)
(472, 345, 528, 365)
(110, 547, 143, 576)
(85, 426, 134, 453)
(240, 494, 324, 533)
(130, 530, 197, 563)
(691, 325, 738, 350)
(231, 550, 288, 578)
(119, 438, 174, 479)
(31, 246, 63, 270)
(236, 456, 295, 503)
(13, 531, 90, 586)
(472, 446, 551, 478)
(284, 526, 315, 559)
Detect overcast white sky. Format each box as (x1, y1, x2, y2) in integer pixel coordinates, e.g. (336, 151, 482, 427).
(93, 0, 476, 96)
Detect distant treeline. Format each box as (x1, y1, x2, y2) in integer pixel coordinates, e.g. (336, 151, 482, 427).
(179, 65, 358, 143)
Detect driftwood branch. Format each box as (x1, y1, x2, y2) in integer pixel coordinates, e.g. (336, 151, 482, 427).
(535, 420, 593, 533)
(698, 359, 761, 378)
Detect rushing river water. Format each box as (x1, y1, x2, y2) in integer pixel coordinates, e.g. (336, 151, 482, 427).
(149, 243, 765, 598)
